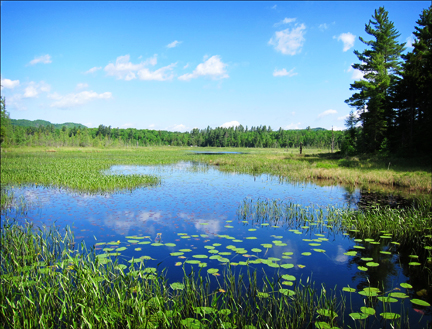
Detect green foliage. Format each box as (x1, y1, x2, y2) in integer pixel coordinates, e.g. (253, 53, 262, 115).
(345, 7, 405, 154)
(392, 6, 432, 156)
(0, 96, 12, 145)
(1, 122, 344, 150)
(10, 119, 87, 129)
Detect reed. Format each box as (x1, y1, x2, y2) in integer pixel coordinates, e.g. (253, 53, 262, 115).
(2, 219, 420, 329)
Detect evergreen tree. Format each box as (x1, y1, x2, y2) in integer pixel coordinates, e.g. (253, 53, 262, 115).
(345, 7, 405, 153)
(392, 6, 432, 155)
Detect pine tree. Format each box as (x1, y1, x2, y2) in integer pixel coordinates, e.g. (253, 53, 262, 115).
(392, 6, 431, 155)
(345, 7, 405, 153)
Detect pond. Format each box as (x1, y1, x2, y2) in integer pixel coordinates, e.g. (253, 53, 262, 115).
(3, 161, 431, 328)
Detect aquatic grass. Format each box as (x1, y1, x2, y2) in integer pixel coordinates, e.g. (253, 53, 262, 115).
(2, 217, 430, 328)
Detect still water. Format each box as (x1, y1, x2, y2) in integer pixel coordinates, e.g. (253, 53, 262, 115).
(4, 161, 431, 327)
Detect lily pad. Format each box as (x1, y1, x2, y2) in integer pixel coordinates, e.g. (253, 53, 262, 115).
(410, 299, 431, 307)
(185, 260, 201, 264)
(170, 282, 185, 290)
(380, 312, 400, 320)
(350, 313, 369, 320)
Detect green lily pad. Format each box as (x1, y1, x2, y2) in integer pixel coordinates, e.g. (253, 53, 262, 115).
(185, 260, 201, 264)
(313, 249, 326, 253)
(279, 288, 296, 296)
(192, 255, 208, 259)
(361, 307, 375, 315)
(317, 309, 338, 318)
(342, 287, 356, 293)
(164, 243, 176, 247)
(301, 252, 312, 256)
(380, 312, 400, 320)
(400, 283, 412, 289)
(366, 262, 379, 267)
(261, 244, 273, 249)
(409, 262, 421, 266)
(344, 251, 357, 256)
(170, 252, 184, 256)
(410, 299, 431, 307)
(151, 243, 164, 246)
(116, 247, 127, 251)
(388, 292, 408, 299)
(251, 248, 262, 253)
(281, 274, 296, 281)
(207, 268, 219, 274)
(350, 313, 369, 320)
(170, 282, 185, 290)
(280, 263, 294, 269)
(377, 296, 398, 303)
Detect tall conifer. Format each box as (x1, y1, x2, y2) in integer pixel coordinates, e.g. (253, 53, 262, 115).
(345, 7, 405, 153)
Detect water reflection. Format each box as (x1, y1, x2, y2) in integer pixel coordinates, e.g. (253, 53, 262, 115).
(2, 161, 431, 328)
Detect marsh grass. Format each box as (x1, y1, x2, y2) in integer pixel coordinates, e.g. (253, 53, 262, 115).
(2, 218, 422, 328)
(239, 198, 432, 243)
(1, 146, 430, 194)
(0, 218, 345, 329)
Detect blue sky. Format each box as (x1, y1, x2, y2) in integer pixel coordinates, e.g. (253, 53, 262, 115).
(1, 1, 429, 132)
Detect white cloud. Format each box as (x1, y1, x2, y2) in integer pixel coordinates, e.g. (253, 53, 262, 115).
(274, 17, 296, 27)
(333, 126, 345, 131)
(1, 78, 20, 89)
(271, 5, 277, 9)
(23, 81, 51, 98)
(76, 83, 89, 90)
(137, 63, 176, 81)
(50, 90, 112, 109)
(28, 54, 52, 65)
(273, 68, 297, 77)
(269, 23, 306, 55)
(318, 23, 328, 31)
(317, 109, 337, 119)
(148, 124, 156, 129)
(220, 120, 240, 128)
(285, 122, 301, 129)
(337, 114, 348, 121)
(178, 55, 228, 81)
(121, 123, 135, 128)
(169, 124, 188, 132)
(167, 40, 182, 48)
(336, 32, 355, 52)
(84, 67, 102, 74)
(347, 64, 364, 80)
(183, 63, 189, 69)
(104, 54, 174, 81)
(406, 35, 416, 48)
(291, 111, 296, 116)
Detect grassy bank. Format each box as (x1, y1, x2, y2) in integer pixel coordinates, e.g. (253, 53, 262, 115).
(1, 146, 431, 196)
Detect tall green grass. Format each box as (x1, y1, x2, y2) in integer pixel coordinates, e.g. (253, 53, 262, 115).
(0, 218, 348, 329)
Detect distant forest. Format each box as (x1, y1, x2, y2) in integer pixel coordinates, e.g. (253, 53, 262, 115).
(0, 118, 343, 150)
(10, 119, 86, 130)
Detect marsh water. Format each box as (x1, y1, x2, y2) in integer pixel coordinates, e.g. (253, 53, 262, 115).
(3, 161, 431, 327)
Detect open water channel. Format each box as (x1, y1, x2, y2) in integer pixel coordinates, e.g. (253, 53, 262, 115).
(3, 160, 431, 328)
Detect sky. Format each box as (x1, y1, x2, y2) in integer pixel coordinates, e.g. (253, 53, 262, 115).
(1, 1, 429, 132)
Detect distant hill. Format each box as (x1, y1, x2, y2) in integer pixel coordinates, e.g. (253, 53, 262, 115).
(11, 119, 87, 129)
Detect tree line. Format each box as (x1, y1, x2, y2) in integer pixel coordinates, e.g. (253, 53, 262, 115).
(0, 112, 343, 150)
(343, 6, 431, 156)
